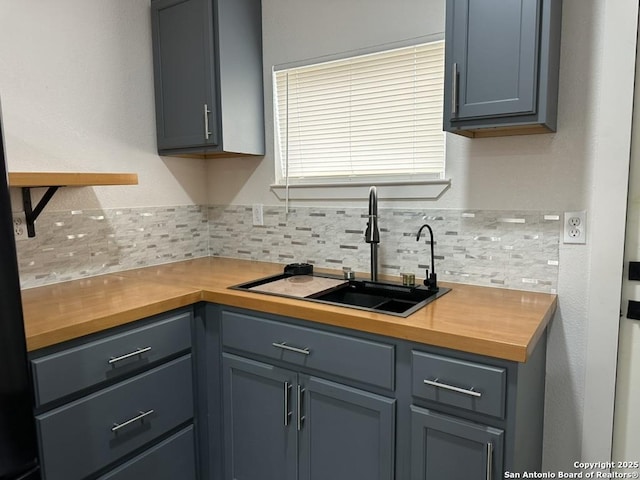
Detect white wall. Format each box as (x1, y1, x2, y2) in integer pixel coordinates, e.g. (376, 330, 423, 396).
(612, 8, 640, 466)
(579, 0, 636, 465)
(207, 0, 638, 470)
(0, 0, 208, 210)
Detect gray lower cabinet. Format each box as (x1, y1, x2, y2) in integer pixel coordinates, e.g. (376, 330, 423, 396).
(410, 406, 504, 480)
(213, 306, 547, 480)
(222, 353, 395, 480)
(404, 339, 547, 479)
(30, 308, 197, 480)
(97, 426, 196, 480)
(443, 0, 562, 137)
(150, 0, 264, 157)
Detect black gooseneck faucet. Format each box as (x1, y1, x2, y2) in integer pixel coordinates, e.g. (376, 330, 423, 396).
(416, 223, 438, 291)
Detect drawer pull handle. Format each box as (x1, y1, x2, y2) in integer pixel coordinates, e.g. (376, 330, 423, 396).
(111, 409, 155, 433)
(451, 62, 459, 115)
(423, 378, 482, 398)
(108, 346, 152, 365)
(284, 382, 293, 426)
(486, 442, 493, 480)
(272, 342, 311, 356)
(204, 104, 212, 140)
(297, 385, 306, 431)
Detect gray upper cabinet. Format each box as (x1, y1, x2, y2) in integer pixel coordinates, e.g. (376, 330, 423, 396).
(150, 0, 265, 156)
(443, 0, 562, 137)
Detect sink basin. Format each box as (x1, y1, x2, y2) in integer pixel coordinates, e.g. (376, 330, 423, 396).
(307, 279, 450, 316)
(231, 273, 450, 317)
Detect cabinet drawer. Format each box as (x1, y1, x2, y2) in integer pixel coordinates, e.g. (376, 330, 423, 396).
(36, 355, 193, 480)
(31, 309, 192, 406)
(97, 425, 196, 480)
(411, 351, 506, 418)
(221, 310, 395, 390)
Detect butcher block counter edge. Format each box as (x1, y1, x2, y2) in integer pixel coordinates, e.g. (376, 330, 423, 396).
(21, 257, 557, 362)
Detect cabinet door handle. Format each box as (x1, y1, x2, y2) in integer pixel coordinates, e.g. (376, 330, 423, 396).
(296, 385, 306, 431)
(111, 409, 154, 433)
(204, 103, 212, 140)
(486, 442, 493, 480)
(423, 378, 482, 398)
(108, 346, 152, 365)
(283, 382, 293, 426)
(451, 62, 459, 115)
(272, 342, 311, 356)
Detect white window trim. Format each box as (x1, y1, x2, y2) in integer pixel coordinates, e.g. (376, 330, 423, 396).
(270, 179, 450, 201)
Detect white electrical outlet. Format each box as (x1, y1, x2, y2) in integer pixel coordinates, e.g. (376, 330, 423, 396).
(563, 210, 586, 244)
(13, 212, 28, 241)
(252, 204, 264, 226)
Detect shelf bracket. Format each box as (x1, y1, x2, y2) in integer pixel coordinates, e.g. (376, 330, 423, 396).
(21, 186, 60, 238)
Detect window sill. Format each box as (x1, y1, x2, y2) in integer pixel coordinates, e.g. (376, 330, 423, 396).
(270, 179, 451, 201)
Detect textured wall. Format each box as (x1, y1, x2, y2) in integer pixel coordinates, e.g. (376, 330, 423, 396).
(0, 0, 207, 210)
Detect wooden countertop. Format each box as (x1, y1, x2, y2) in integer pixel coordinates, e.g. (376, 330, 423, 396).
(21, 257, 557, 362)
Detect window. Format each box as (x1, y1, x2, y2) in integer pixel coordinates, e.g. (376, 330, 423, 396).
(273, 40, 446, 186)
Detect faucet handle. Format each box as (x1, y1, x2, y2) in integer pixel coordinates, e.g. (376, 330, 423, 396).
(423, 270, 438, 290)
(342, 267, 355, 280)
(420, 264, 438, 290)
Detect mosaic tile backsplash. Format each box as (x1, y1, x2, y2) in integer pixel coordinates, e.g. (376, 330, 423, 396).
(16, 204, 560, 293)
(209, 205, 560, 293)
(16, 205, 209, 288)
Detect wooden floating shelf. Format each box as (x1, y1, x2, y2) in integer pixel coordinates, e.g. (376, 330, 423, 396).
(7, 172, 138, 238)
(8, 172, 138, 188)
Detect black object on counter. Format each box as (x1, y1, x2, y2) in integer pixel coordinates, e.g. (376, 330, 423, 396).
(284, 263, 314, 276)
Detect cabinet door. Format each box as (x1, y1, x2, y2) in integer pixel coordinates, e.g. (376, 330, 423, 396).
(298, 375, 395, 480)
(410, 406, 503, 480)
(151, 0, 218, 150)
(222, 353, 297, 480)
(446, 0, 540, 120)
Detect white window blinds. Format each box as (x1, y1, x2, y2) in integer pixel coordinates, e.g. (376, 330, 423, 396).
(274, 41, 445, 183)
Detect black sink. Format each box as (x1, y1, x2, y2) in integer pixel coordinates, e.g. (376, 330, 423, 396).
(231, 274, 450, 317)
(307, 279, 450, 316)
